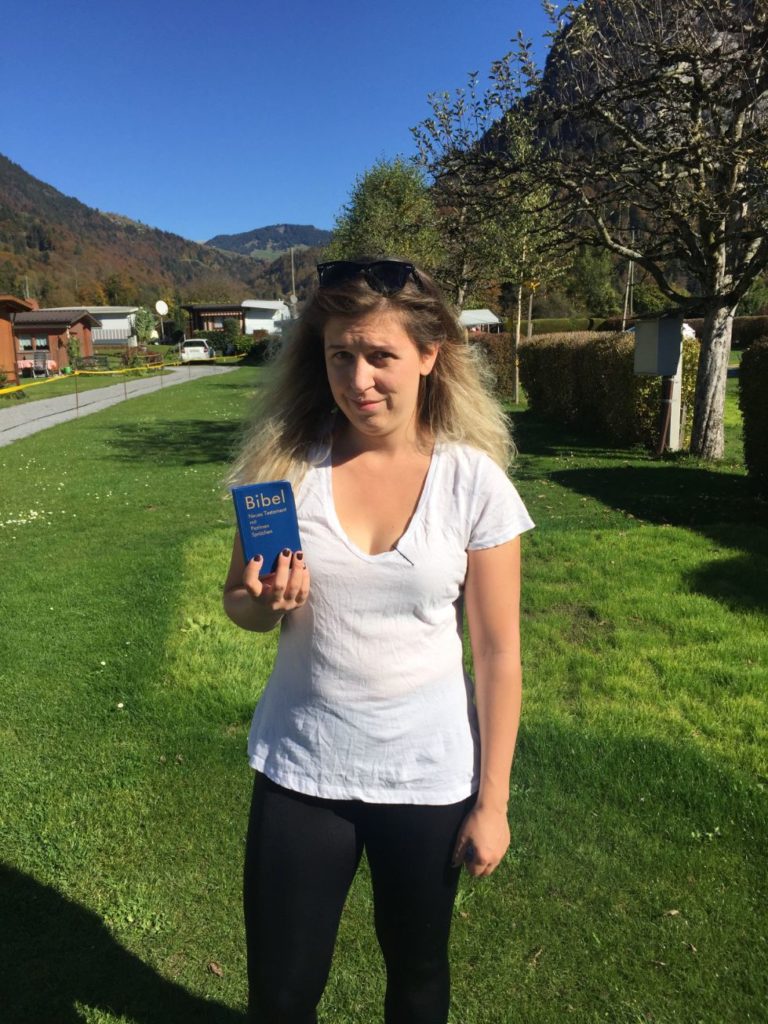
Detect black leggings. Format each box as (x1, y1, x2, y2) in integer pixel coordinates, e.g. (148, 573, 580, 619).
(243, 773, 475, 1024)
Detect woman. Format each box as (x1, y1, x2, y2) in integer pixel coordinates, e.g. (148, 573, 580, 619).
(223, 258, 534, 1024)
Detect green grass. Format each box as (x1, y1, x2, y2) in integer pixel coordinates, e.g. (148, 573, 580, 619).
(1, 369, 765, 1023)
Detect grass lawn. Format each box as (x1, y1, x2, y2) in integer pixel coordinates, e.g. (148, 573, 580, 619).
(1, 369, 765, 1023)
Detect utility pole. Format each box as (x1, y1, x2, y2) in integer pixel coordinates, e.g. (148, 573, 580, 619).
(289, 247, 298, 318)
(622, 229, 635, 332)
(526, 280, 539, 339)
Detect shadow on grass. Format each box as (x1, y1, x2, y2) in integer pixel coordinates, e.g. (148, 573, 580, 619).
(0, 864, 245, 1024)
(107, 420, 239, 466)
(546, 465, 762, 530)
(545, 467, 767, 611)
(510, 408, 638, 464)
(512, 409, 767, 611)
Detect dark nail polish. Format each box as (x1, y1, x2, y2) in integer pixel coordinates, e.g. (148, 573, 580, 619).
(295, 552, 304, 561)
(281, 548, 290, 557)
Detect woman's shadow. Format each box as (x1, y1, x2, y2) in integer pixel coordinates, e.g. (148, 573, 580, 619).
(1, 863, 245, 1023)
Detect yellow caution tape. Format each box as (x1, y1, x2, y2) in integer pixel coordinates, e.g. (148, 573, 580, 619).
(0, 361, 181, 396)
(0, 355, 239, 396)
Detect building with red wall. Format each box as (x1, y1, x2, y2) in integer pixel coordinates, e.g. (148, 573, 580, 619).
(12, 308, 100, 377)
(0, 295, 37, 385)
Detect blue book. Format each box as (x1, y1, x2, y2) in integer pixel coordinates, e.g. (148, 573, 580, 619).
(231, 480, 302, 576)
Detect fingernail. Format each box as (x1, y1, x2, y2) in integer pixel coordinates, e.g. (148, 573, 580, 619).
(252, 555, 263, 563)
(295, 552, 304, 561)
(281, 548, 290, 557)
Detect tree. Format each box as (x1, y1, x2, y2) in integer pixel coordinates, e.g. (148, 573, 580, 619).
(565, 245, 622, 315)
(412, 65, 569, 308)
(739, 275, 768, 315)
(508, 0, 768, 459)
(103, 272, 134, 305)
(169, 296, 189, 340)
(132, 306, 155, 344)
(222, 317, 242, 347)
(325, 158, 443, 269)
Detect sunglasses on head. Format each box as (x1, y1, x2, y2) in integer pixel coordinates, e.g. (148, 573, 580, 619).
(316, 260, 424, 296)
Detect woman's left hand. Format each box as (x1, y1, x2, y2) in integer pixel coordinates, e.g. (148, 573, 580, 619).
(451, 805, 510, 878)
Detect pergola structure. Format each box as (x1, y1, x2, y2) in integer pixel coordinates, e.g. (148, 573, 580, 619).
(182, 304, 244, 333)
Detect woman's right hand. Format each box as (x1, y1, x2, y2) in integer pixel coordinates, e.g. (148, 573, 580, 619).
(242, 549, 310, 613)
(223, 539, 310, 632)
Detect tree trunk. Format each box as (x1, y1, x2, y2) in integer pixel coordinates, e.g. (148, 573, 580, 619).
(513, 282, 523, 405)
(689, 303, 734, 460)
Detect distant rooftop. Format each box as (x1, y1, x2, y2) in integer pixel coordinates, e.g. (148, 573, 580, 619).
(242, 299, 290, 311)
(0, 295, 36, 313)
(14, 308, 102, 328)
(459, 309, 501, 327)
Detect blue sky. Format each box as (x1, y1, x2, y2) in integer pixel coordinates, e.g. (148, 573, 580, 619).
(2, 0, 554, 242)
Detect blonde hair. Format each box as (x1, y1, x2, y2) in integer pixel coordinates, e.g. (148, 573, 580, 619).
(228, 261, 514, 489)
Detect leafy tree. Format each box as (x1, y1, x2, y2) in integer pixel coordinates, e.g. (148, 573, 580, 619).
(169, 296, 189, 337)
(132, 306, 156, 344)
(632, 279, 670, 316)
(25, 222, 53, 252)
(222, 317, 242, 347)
(412, 65, 568, 309)
(0, 260, 19, 294)
(739, 275, 768, 316)
(103, 272, 134, 305)
(325, 158, 442, 269)
(565, 245, 622, 315)
(506, 0, 768, 459)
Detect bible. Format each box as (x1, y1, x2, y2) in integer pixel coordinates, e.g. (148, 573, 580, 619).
(232, 480, 302, 575)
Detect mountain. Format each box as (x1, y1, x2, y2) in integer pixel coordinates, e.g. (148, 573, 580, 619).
(0, 153, 322, 307)
(206, 223, 332, 258)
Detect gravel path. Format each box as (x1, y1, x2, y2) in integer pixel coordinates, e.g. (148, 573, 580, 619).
(0, 364, 235, 447)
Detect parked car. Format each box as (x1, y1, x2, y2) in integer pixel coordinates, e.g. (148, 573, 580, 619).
(180, 339, 214, 363)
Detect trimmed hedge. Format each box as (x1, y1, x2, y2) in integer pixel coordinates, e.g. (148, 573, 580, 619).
(189, 329, 226, 349)
(469, 332, 518, 398)
(517, 330, 699, 449)
(596, 315, 768, 350)
(503, 316, 598, 335)
(739, 338, 768, 492)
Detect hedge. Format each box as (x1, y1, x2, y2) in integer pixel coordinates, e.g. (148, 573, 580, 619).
(469, 332, 518, 398)
(739, 338, 768, 492)
(596, 315, 768, 350)
(503, 316, 598, 336)
(517, 330, 699, 449)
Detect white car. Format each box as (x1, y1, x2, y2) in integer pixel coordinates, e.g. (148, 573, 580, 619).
(180, 339, 214, 363)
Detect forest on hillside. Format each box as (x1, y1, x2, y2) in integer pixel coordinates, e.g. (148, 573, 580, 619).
(0, 153, 324, 308)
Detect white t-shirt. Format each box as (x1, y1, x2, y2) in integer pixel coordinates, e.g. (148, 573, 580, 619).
(247, 441, 535, 804)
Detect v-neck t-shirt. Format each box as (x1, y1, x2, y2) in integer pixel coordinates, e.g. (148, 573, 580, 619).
(246, 441, 535, 804)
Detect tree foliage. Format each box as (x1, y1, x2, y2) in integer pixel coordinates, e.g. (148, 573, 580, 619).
(324, 158, 443, 270)
(412, 64, 568, 308)
(132, 306, 155, 344)
(565, 245, 622, 315)
(504, 0, 768, 459)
